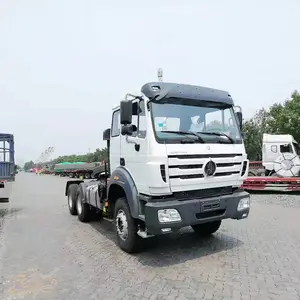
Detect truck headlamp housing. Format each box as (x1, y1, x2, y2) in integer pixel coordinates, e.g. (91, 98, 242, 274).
(158, 209, 182, 223)
(237, 197, 250, 211)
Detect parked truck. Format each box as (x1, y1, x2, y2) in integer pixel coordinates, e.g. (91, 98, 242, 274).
(64, 82, 250, 253)
(54, 162, 102, 178)
(243, 133, 300, 191)
(0, 133, 15, 203)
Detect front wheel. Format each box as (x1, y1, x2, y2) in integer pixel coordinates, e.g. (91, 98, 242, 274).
(114, 197, 141, 253)
(191, 220, 221, 236)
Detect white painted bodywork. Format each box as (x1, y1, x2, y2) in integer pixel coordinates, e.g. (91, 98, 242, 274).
(0, 181, 12, 199)
(110, 92, 249, 196)
(262, 133, 299, 172)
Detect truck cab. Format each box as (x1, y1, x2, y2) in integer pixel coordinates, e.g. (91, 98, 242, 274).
(66, 82, 250, 253)
(0, 133, 15, 202)
(262, 133, 300, 177)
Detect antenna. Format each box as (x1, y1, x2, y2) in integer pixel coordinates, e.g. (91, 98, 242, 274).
(157, 68, 163, 82)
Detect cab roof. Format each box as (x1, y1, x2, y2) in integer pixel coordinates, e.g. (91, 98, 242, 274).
(112, 82, 233, 111)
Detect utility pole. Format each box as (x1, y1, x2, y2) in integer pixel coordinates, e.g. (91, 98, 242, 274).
(36, 146, 55, 167)
(157, 68, 163, 82)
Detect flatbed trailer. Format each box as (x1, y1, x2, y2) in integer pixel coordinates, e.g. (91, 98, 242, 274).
(243, 160, 300, 192)
(54, 162, 102, 179)
(242, 176, 300, 192)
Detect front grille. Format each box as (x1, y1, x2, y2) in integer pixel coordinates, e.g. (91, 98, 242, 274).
(174, 186, 234, 200)
(167, 153, 243, 180)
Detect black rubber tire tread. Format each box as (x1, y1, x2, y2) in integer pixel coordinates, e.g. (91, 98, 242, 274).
(191, 220, 221, 236)
(114, 197, 141, 253)
(67, 184, 78, 215)
(77, 188, 92, 223)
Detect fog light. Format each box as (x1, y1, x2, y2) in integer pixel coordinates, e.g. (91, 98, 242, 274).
(161, 228, 172, 233)
(237, 197, 250, 211)
(158, 209, 181, 223)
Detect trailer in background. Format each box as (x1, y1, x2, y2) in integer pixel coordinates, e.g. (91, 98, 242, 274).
(0, 133, 15, 203)
(54, 161, 102, 179)
(243, 134, 300, 192)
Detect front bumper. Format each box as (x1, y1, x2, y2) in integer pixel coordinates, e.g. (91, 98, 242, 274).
(144, 189, 250, 235)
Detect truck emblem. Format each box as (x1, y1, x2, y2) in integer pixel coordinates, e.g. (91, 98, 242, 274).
(204, 160, 216, 177)
(206, 145, 211, 150)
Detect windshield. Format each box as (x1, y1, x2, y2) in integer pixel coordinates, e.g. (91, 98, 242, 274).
(293, 142, 300, 155)
(150, 100, 242, 144)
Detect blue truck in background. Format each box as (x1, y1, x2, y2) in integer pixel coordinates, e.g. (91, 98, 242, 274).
(0, 133, 15, 203)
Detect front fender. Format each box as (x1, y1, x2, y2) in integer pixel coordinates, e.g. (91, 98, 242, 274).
(108, 167, 140, 218)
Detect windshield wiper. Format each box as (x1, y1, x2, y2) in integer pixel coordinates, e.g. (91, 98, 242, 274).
(196, 131, 235, 143)
(161, 131, 205, 143)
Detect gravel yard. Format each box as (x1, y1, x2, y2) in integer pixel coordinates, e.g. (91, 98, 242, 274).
(1, 173, 300, 300)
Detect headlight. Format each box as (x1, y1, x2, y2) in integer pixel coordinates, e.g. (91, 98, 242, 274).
(158, 209, 182, 223)
(237, 197, 250, 211)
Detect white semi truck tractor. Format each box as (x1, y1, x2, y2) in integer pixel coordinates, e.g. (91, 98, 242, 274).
(65, 82, 250, 253)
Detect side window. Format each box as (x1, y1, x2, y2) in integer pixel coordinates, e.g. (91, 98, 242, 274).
(280, 144, 292, 153)
(271, 145, 277, 153)
(131, 102, 138, 136)
(138, 100, 147, 138)
(111, 110, 120, 137)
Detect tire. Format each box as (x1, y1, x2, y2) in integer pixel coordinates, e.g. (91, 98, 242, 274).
(77, 188, 92, 222)
(67, 184, 78, 215)
(114, 197, 141, 253)
(191, 220, 221, 236)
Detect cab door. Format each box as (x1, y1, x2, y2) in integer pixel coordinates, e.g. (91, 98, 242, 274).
(120, 99, 149, 194)
(110, 109, 121, 173)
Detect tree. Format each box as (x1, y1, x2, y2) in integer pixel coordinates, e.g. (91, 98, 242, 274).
(23, 160, 35, 171)
(243, 90, 300, 160)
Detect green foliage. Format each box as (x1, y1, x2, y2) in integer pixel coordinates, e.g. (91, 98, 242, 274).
(23, 148, 108, 169)
(23, 160, 35, 171)
(243, 90, 300, 160)
(50, 148, 108, 165)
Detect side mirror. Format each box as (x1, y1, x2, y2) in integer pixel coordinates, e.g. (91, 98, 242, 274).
(103, 128, 110, 141)
(120, 100, 132, 125)
(121, 124, 137, 136)
(235, 111, 243, 130)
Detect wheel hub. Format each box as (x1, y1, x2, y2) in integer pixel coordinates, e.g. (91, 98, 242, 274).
(116, 209, 128, 241)
(281, 159, 293, 170)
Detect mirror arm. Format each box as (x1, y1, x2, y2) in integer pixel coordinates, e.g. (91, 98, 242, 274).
(126, 135, 139, 145)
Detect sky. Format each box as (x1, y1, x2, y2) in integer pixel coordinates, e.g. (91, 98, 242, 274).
(0, 0, 299, 164)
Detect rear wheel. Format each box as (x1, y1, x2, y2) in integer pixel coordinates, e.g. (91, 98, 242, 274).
(67, 184, 78, 215)
(191, 220, 221, 236)
(77, 189, 92, 222)
(114, 197, 141, 253)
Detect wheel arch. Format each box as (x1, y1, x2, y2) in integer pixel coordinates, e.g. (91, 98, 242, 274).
(107, 167, 140, 218)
